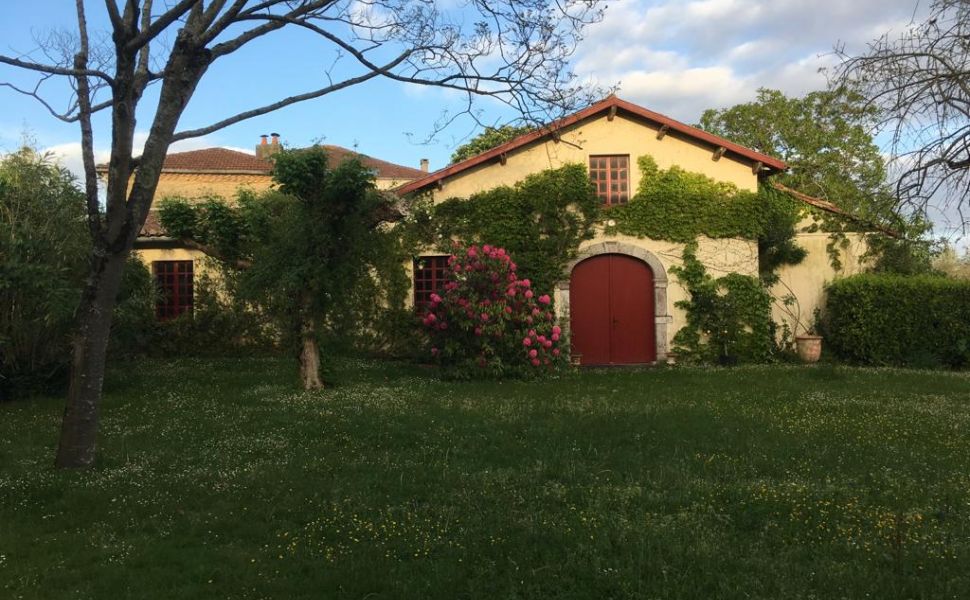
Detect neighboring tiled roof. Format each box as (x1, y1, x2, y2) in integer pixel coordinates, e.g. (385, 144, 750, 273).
(397, 95, 789, 195)
(99, 145, 425, 179)
(161, 148, 271, 172)
(128, 145, 423, 239)
(139, 211, 167, 238)
(771, 182, 899, 237)
(159, 145, 427, 178)
(319, 145, 426, 180)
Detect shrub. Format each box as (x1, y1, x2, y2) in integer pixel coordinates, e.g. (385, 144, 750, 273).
(0, 147, 89, 399)
(107, 261, 278, 360)
(108, 257, 159, 358)
(671, 241, 777, 364)
(421, 244, 566, 377)
(824, 274, 970, 367)
(151, 271, 278, 358)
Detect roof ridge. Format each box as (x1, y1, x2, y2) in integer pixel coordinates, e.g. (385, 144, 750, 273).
(126, 144, 425, 179)
(770, 182, 899, 237)
(396, 95, 788, 196)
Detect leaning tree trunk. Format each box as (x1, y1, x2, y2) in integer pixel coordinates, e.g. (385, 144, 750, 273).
(55, 250, 129, 468)
(299, 317, 324, 391)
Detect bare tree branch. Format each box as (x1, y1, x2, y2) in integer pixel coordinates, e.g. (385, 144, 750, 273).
(172, 51, 410, 141)
(207, 1, 335, 57)
(835, 0, 970, 231)
(103, 0, 123, 32)
(0, 80, 110, 123)
(0, 54, 114, 84)
(75, 0, 103, 239)
(125, 0, 202, 52)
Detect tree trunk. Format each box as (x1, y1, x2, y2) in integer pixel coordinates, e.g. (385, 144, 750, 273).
(55, 250, 129, 468)
(299, 319, 323, 391)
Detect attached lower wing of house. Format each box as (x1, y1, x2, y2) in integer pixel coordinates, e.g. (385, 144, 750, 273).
(109, 96, 880, 366)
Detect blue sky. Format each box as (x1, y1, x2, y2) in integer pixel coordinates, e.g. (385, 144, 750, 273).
(3, 0, 958, 240)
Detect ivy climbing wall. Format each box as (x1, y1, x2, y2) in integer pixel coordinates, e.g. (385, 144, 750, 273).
(422, 111, 760, 202)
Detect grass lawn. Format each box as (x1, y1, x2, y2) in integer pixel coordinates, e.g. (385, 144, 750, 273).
(2, 359, 970, 599)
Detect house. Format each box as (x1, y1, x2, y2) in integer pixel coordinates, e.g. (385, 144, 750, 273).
(397, 96, 874, 366)
(107, 136, 428, 319)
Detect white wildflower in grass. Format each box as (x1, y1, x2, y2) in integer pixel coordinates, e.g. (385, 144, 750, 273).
(1, 356, 969, 597)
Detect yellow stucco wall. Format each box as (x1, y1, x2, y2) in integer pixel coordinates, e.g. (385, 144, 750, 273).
(134, 247, 213, 277)
(151, 171, 407, 203)
(376, 177, 413, 191)
(152, 172, 274, 201)
(425, 112, 759, 203)
(410, 111, 880, 359)
(772, 232, 870, 337)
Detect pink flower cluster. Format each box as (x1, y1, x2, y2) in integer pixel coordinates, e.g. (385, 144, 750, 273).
(420, 244, 566, 373)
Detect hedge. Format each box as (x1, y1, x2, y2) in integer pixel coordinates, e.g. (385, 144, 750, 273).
(824, 274, 970, 367)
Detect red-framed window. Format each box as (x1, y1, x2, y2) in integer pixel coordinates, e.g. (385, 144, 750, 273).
(153, 260, 194, 320)
(413, 256, 449, 309)
(589, 155, 630, 205)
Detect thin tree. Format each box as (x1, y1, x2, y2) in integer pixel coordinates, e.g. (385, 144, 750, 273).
(158, 148, 393, 392)
(0, 0, 604, 469)
(835, 0, 970, 231)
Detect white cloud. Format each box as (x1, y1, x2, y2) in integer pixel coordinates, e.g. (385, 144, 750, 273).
(42, 133, 243, 182)
(574, 0, 925, 120)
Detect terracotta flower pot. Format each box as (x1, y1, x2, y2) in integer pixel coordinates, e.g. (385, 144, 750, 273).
(795, 335, 823, 363)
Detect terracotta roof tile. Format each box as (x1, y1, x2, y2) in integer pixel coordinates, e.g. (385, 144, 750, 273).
(319, 145, 426, 179)
(771, 182, 899, 237)
(99, 145, 425, 180)
(139, 211, 167, 238)
(154, 145, 425, 179)
(162, 148, 271, 172)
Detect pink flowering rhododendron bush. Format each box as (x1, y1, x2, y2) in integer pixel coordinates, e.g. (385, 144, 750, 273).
(422, 244, 567, 377)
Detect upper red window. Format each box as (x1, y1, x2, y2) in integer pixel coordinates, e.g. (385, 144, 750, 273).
(153, 260, 194, 320)
(589, 155, 630, 205)
(413, 256, 449, 309)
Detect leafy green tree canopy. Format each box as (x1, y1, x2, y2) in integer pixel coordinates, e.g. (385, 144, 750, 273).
(450, 125, 534, 164)
(698, 88, 897, 226)
(159, 147, 393, 390)
(0, 147, 153, 399)
(0, 148, 88, 399)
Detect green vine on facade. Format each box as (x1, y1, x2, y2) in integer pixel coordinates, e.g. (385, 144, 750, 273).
(670, 241, 777, 364)
(607, 156, 807, 283)
(407, 164, 600, 294)
(601, 156, 811, 363)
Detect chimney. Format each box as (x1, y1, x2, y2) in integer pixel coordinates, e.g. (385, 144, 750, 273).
(255, 134, 269, 158)
(256, 133, 282, 160)
(420, 158, 429, 173)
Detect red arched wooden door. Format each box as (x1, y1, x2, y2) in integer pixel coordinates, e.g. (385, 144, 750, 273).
(570, 254, 655, 365)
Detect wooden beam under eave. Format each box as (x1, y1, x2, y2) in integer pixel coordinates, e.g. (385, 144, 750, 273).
(751, 160, 763, 175)
(499, 153, 508, 166)
(712, 146, 726, 161)
(607, 105, 617, 121)
(656, 124, 669, 140)
(436, 180, 444, 191)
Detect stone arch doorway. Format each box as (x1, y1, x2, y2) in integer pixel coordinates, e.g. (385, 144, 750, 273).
(559, 242, 670, 365)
